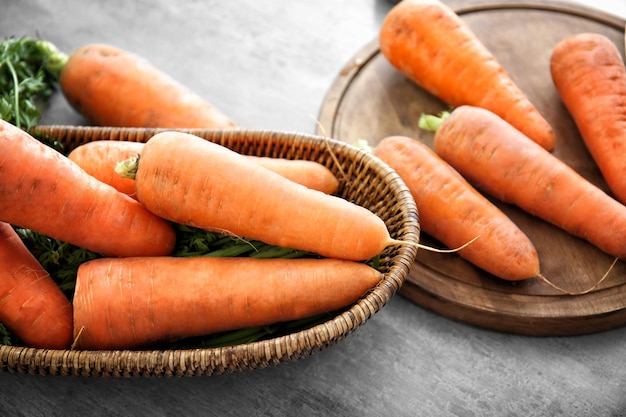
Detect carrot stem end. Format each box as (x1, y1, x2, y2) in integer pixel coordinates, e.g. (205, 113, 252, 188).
(115, 155, 140, 179)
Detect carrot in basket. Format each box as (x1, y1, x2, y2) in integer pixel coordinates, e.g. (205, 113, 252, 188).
(246, 156, 339, 194)
(72, 256, 382, 349)
(550, 33, 626, 204)
(0, 222, 73, 349)
(59, 43, 237, 129)
(431, 105, 626, 263)
(68, 140, 339, 196)
(374, 136, 539, 280)
(116, 131, 403, 261)
(0, 120, 176, 257)
(68, 140, 144, 196)
(379, 0, 555, 151)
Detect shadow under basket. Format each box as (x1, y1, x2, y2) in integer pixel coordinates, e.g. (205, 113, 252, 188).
(0, 126, 420, 377)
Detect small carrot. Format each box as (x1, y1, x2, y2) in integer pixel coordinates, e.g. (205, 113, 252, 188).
(0, 222, 73, 349)
(0, 120, 176, 257)
(68, 140, 144, 196)
(68, 140, 339, 196)
(373, 136, 539, 280)
(116, 131, 398, 261)
(550, 33, 626, 204)
(432, 105, 626, 261)
(246, 155, 339, 195)
(72, 256, 382, 349)
(59, 43, 237, 129)
(379, 0, 555, 151)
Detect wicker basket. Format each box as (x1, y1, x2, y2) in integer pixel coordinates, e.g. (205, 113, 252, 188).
(0, 127, 420, 377)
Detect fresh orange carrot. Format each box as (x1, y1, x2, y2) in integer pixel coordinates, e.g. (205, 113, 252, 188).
(379, 0, 555, 151)
(0, 120, 176, 257)
(68, 140, 144, 197)
(72, 256, 382, 349)
(116, 131, 397, 261)
(374, 136, 539, 280)
(432, 105, 626, 260)
(246, 155, 339, 194)
(68, 140, 339, 196)
(551, 33, 626, 204)
(59, 43, 237, 129)
(0, 222, 73, 349)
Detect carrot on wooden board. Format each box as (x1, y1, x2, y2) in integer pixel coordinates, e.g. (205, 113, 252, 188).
(72, 256, 382, 349)
(59, 43, 237, 129)
(0, 120, 176, 257)
(374, 136, 539, 280)
(0, 222, 73, 349)
(550, 33, 626, 204)
(431, 105, 626, 261)
(379, 0, 555, 151)
(68, 140, 339, 196)
(116, 131, 400, 261)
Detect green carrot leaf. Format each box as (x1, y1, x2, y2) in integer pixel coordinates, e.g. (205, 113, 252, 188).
(0, 36, 67, 131)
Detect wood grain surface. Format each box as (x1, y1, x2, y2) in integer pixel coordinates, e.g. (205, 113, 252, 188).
(318, 0, 626, 335)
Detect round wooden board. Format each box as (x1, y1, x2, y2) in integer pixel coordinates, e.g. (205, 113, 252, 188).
(317, 0, 626, 336)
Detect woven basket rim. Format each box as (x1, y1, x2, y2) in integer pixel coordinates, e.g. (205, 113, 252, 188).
(1, 126, 420, 377)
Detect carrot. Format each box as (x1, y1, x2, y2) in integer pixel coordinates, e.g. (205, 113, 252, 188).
(373, 136, 539, 280)
(116, 131, 397, 261)
(0, 222, 73, 348)
(0, 119, 176, 257)
(72, 256, 382, 349)
(432, 105, 626, 261)
(550, 33, 626, 204)
(379, 0, 555, 151)
(68, 140, 144, 197)
(59, 43, 237, 129)
(245, 155, 339, 195)
(68, 140, 339, 196)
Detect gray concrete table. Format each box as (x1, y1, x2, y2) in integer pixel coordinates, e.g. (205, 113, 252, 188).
(1, 1, 626, 416)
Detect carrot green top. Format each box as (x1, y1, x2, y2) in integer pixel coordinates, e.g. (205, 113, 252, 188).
(0, 36, 68, 130)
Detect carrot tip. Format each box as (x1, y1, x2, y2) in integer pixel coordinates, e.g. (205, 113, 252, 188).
(390, 235, 480, 254)
(536, 257, 619, 296)
(71, 326, 85, 350)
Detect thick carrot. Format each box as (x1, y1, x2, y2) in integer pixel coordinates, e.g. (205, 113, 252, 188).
(374, 136, 539, 280)
(550, 33, 626, 204)
(118, 131, 396, 261)
(0, 222, 73, 348)
(59, 43, 237, 129)
(68, 140, 339, 195)
(433, 105, 626, 260)
(0, 120, 176, 257)
(72, 256, 382, 349)
(379, 0, 555, 151)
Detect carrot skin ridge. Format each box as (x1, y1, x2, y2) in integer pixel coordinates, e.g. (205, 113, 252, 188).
(434, 105, 626, 261)
(72, 257, 383, 350)
(374, 136, 539, 280)
(68, 140, 339, 196)
(550, 33, 626, 204)
(379, 0, 555, 151)
(60, 43, 237, 129)
(132, 131, 393, 261)
(0, 120, 176, 257)
(0, 222, 73, 349)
